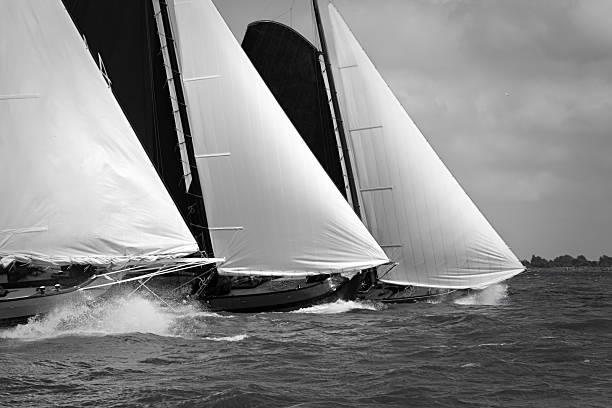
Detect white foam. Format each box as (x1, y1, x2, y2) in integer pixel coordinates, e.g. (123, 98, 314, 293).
(289, 299, 384, 314)
(204, 334, 248, 342)
(0, 294, 217, 341)
(454, 283, 508, 306)
(176, 306, 232, 319)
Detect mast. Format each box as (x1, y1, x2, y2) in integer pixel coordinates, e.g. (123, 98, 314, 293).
(312, 0, 361, 219)
(152, 0, 214, 256)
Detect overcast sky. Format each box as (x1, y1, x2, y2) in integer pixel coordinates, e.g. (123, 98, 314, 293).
(213, 0, 612, 260)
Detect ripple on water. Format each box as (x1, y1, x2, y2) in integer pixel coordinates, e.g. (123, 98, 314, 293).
(0, 270, 611, 407)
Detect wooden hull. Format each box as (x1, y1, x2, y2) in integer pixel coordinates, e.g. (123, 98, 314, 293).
(202, 273, 363, 313)
(0, 275, 114, 325)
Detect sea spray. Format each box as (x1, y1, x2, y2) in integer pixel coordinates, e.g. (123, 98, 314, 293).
(454, 283, 508, 306)
(0, 294, 220, 341)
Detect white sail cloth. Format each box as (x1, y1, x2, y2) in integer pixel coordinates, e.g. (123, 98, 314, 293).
(170, 0, 388, 276)
(0, 0, 199, 266)
(328, 4, 524, 289)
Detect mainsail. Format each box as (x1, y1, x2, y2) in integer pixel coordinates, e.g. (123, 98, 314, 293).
(242, 21, 347, 199)
(170, 0, 388, 276)
(0, 0, 199, 266)
(328, 4, 523, 288)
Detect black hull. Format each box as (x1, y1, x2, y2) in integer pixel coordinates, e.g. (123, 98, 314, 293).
(0, 274, 121, 325)
(0, 315, 30, 327)
(202, 273, 364, 313)
(358, 282, 464, 303)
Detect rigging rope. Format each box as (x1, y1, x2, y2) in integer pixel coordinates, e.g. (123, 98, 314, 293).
(82, 259, 218, 291)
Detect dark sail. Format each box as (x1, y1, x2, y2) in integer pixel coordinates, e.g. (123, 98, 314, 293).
(61, 0, 211, 253)
(242, 21, 346, 198)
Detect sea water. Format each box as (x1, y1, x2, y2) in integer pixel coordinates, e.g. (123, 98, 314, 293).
(0, 269, 610, 407)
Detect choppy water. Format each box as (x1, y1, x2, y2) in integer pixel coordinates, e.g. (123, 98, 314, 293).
(1, 269, 610, 407)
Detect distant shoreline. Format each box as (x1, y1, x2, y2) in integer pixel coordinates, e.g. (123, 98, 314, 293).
(522, 254, 612, 269)
(526, 266, 612, 272)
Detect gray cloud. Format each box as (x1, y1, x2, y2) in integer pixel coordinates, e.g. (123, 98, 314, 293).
(214, 0, 612, 260)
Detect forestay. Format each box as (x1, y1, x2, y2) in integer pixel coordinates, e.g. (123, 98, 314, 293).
(0, 0, 199, 266)
(328, 4, 524, 288)
(170, 0, 388, 276)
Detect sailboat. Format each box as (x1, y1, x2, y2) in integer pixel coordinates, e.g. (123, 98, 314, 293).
(169, 0, 389, 311)
(60, 0, 389, 312)
(0, 0, 218, 324)
(241, 1, 525, 302)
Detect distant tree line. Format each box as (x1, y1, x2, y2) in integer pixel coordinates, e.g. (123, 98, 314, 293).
(521, 254, 612, 268)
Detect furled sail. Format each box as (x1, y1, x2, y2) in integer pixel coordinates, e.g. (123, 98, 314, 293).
(0, 0, 199, 266)
(170, 0, 388, 276)
(328, 4, 523, 288)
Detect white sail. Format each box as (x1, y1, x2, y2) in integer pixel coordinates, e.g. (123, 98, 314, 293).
(170, 0, 388, 276)
(328, 4, 524, 289)
(0, 0, 199, 266)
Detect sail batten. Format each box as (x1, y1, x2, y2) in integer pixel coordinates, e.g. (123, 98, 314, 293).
(170, 0, 388, 276)
(183, 75, 221, 82)
(0, 0, 199, 267)
(0, 94, 41, 100)
(328, 4, 523, 288)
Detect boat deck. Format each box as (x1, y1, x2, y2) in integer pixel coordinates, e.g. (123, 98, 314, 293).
(0, 285, 76, 302)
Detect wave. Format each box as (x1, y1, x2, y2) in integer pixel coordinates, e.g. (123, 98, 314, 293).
(454, 283, 508, 306)
(289, 299, 384, 314)
(203, 334, 248, 342)
(0, 294, 219, 341)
